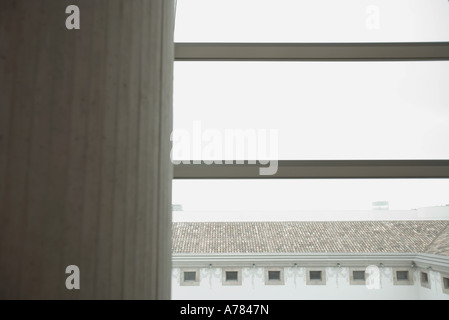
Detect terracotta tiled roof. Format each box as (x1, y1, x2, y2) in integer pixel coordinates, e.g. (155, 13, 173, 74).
(172, 221, 449, 256)
(425, 224, 449, 257)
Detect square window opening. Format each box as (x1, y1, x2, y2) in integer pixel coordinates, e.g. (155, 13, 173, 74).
(397, 271, 409, 281)
(444, 277, 449, 290)
(421, 272, 429, 284)
(353, 271, 366, 281)
(226, 271, 238, 282)
(222, 268, 242, 286)
(310, 271, 322, 281)
(268, 271, 281, 281)
(184, 271, 196, 282)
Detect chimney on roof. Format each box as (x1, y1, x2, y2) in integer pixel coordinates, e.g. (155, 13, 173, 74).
(172, 204, 183, 211)
(372, 201, 389, 210)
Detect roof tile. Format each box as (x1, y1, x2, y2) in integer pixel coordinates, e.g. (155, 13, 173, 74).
(172, 221, 449, 256)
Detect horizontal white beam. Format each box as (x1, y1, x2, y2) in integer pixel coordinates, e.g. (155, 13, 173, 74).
(173, 160, 449, 179)
(175, 42, 449, 61)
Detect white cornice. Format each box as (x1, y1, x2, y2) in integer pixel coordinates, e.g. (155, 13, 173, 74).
(172, 253, 449, 273)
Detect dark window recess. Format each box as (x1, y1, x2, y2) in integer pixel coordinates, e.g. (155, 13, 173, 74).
(421, 272, 429, 283)
(268, 271, 281, 281)
(397, 271, 409, 281)
(184, 271, 196, 282)
(310, 271, 322, 281)
(444, 277, 449, 289)
(226, 271, 238, 282)
(353, 271, 366, 281)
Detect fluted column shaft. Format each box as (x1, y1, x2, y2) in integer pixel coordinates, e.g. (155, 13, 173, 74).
(0, 0, 173, 299)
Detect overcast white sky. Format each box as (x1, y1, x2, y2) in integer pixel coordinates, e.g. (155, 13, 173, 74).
(173, 1, 449, 214)
(173, 179, 449, 211)
(174, 61, 449, 160)
(175, 0, 449, 43)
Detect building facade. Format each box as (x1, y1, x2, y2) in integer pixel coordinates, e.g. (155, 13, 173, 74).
(172, 216, 449, 300)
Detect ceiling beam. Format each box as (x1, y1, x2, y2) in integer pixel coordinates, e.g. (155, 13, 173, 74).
(175, 42, 449, 61)
(173, 160, 449, 179)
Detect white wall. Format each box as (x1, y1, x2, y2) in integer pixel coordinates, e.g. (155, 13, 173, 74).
(418, 270, 449, 300)
(172, 267, 449, 300)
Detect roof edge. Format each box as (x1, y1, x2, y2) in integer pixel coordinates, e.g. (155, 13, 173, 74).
(424, 221, 449, 254)
(172, 253, 449, 273)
